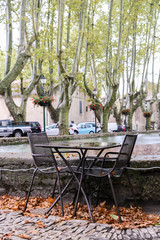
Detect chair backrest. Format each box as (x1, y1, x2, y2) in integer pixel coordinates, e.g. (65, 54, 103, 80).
(28, 132, 54, 168)
(114, 134, 138, 170)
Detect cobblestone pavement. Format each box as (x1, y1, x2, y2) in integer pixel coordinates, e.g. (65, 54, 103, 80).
(0, 210, 160, 240)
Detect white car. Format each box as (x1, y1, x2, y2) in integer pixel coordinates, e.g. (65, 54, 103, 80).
(69, 123, 79, 135)
(45, 123, 79, 135)
(45, 123, 59, 135)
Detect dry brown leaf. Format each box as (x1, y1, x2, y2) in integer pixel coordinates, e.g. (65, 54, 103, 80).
(0, 195, 160, 230)
(112, 171, 115, 176)
(18, 234, 31, 239)
(35, 221, 46, 228)
(1, 233, 12, 239)
(47, 196, 56, 204)
(28, 230, 39, 234)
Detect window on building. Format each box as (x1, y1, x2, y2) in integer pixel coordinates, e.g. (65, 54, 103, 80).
(80, 101, 82, 114)
(86, 106, 88, 112)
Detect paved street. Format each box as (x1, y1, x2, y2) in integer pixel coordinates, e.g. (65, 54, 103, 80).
(0, 210, 160, 240)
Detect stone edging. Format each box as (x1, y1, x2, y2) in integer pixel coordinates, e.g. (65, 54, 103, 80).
(0, 130, 159, 145)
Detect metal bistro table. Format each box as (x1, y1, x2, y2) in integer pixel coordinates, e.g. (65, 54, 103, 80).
(35, 141, 121, 221)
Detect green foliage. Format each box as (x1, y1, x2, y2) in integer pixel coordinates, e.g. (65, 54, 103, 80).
(1, 0, 160, 126)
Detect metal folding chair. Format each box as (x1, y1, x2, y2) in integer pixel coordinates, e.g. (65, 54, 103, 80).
(78, 134, 138, 222)
(24, 132, 65, 214)
(24, 132, 81, 216)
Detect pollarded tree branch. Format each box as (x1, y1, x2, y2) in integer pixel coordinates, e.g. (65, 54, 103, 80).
(0, 34, 37, 95)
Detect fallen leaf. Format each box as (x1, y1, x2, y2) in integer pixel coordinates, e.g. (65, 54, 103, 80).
(18, 234, 31, 239)
(47, 196, 55, 204)
(0, 195, 160, 230)
(110, 214, 119, 220)
(35, 221, 46, 228)
(112, 171, 115, 176)
(2, 233, 12, 239)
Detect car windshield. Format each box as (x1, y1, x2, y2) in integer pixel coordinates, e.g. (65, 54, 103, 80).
(31, 122, 38, 127)
(47, 124, 57, 129)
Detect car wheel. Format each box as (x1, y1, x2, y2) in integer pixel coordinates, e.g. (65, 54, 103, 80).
(14, 130, 23, 137)
(73, 130, 78, 135)
(89, 131, 94, 134)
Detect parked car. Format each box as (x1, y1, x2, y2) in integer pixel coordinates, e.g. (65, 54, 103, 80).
(77, 123, 95, 134)
(0, 119, 32, 137)
(69, 123, 79, 135)
(45, 123, 79, 135)
(108, 123, 117, 132)
(108, 123, 126, 132)
(28, 121, 41, 133)
(45, 123, 59, 135)
(117, 125, 126, 132)
(81, 122, 101, 133)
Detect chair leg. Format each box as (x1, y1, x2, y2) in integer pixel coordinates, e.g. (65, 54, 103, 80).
(45, 176, 74, 215)
(51, 177, 57, 198)
(95, 178, 102, 206)
(108, 174, 122, 222)
(74, 173, 84, 217)
(23, 168, 37, 212)
(72, 189, 78, 205)
(125, 171, 137, 207)
(56, 172, 64, 216)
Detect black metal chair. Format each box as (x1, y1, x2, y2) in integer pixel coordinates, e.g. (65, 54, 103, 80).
(75, 134, 138, 222)
(24, 132, 80, 215)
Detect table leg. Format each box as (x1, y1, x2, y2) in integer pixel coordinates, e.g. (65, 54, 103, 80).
(50, 148, 94, 222)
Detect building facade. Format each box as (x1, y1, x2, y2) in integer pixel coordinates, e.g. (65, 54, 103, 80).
(0, 87, 159, 130)
(0, 88, 95, 127)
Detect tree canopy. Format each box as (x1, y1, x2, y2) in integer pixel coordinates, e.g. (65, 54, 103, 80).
(0, 0, 160, 131)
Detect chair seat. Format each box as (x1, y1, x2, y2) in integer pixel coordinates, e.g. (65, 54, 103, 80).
(84, 167, 112, 177)
(76, 167, 124, 177)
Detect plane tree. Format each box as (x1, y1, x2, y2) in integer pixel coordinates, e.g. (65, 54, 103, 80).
(0, 0, 39, 121)
(82, 0, 160, 132)
(123, 1, 160, 130)
(54, 0, 88, 134)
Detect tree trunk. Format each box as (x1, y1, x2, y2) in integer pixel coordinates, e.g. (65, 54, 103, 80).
(47, 105, 59, 124)
(102, 109, 109, 132)
(5, 85, 27, 122)
(5, 0, 12, 76)
(57, 0, 88, 134)
(128, 112, 133, 132)
(158, 102, 160, 129)
(59, 104, 70, 135)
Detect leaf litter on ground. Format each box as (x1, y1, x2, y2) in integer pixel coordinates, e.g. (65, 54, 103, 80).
(0, 195, 160, 230)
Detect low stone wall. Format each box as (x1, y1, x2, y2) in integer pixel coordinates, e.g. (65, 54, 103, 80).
(0, 130, 159, 145)
(0, 152, 160, 203)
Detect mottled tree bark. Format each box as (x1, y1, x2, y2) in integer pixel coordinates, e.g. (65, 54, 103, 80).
(2, 0, 38, 121)
(57, 0, 88, 134)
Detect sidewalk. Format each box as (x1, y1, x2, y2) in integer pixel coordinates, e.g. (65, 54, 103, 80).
(0, 209, 160, 240)
(1, 151, 160, 239)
